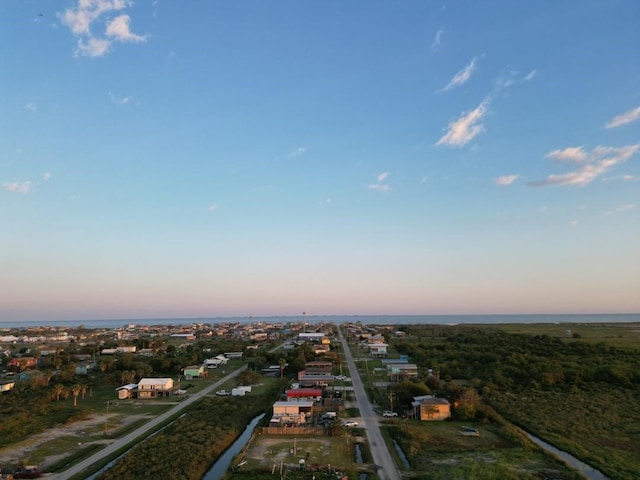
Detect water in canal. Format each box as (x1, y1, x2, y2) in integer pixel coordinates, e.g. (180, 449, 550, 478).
(202, 413, 265, 480)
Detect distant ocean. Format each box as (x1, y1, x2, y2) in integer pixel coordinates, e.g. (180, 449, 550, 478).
(1, 314, 639, 330)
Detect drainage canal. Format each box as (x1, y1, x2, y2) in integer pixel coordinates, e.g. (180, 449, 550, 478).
(203, 413, 265, 480)
(354, 443, 367, 480)
(392, 439, 410, 469)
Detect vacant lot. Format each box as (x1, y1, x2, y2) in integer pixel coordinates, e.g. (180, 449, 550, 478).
(236, 433, 364, 473)
(385, 420, 583, 480)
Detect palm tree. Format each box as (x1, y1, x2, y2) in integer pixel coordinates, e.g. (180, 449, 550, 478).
(52, 384, 66, 402)
(279, 358, 287, 379)
(71, 384, 82, 407)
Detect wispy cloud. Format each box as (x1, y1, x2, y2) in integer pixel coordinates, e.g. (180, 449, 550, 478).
(208, 204, 218, 212)
(367, 184, 390, 192)
(58, 0, 147, 58)
(431, 28, 444, 49)
(43, 172, 51, 181)
(546, 146, 588, 163)
(2, 181, 33, 194)
(287, 147, 307, 159)
(605, 204, 635, 215)
(26, 103, 37, 113)
(368, 172, 391, 192)
(108, 91, 132, 105)
(523, 70, 537, 81)
(605, 106, 640, 129)
(436, 100, 489, 147)
(440, 57, 477, 91)
(530, 144, 640, 187)
(569, 219, 579, 227)
(623, 174, 638, 181)
(494, 174, 519, 186)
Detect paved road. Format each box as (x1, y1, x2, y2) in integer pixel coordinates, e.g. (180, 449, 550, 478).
(337, 327, 400, 480)
(54, 366, 246, 480)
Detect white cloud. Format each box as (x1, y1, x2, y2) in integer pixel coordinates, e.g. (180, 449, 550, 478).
(208, 204, 218, 212)
(287, 147, 307, 159)
(523, 70, 537, 81)
(367, 184, 390, 192)
(377, 172, 389, 182)
(531, 143, 640, 187)
(43, 172, 51, 181)
(59, 0, 146, 58)
(493, 174, 519, 186)
(569, 219, 579, 227)
(26, 103, 37, 113)
(605, 106, 640, 129)
(436, 100, 488, 147)
(2, 181, 33, 194)
(623, 175, 638, 181)
(106, 14, 147, 42)
(431, 28, 444, 48)
(546, 146, 588, 163)
(317, 197, 332, 206)
(441, 57, 477, 91)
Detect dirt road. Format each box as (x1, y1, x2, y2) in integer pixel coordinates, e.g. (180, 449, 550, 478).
(337, 327, 400, 480)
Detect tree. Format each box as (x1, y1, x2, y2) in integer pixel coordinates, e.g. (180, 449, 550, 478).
(71, 384, 82, 407)
(52, 384, 66, 402)
(279, 358, 287, 379)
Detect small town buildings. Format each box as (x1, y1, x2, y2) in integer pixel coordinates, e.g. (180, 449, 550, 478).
(271, 400, 314, 425)
(0, 381, 15, 392)
(368, 343, 388, 358)
(183, 365, 206, 380)
(116, 383, 138, 399)
(137, 378, 174, 398)
(285, 388, 322, 402)
(387, 363, 418, 381)
(304, 361, 332, 375)
(412, 395, 451, 421)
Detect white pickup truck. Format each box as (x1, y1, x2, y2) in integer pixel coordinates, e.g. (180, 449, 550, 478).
(382, 410, 398, 417)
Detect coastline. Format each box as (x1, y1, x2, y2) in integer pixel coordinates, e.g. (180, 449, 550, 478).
(1, 313, 639, 330)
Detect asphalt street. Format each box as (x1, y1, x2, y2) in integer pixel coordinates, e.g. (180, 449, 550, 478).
(337, 327, 400, 480)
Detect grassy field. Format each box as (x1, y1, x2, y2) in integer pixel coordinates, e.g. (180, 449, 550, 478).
(491, 322, 640, 349)
(384, 419, 583, 480)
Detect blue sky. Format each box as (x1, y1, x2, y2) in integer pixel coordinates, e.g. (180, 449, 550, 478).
(1, 1, 639, 322)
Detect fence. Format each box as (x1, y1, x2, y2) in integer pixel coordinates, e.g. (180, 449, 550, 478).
(259, 426, 325, 436)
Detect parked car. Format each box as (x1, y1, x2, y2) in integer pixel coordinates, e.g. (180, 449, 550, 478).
(216, 389, 230, 396)
(341, 420, 358, 427)
(382, 410, 398, 417)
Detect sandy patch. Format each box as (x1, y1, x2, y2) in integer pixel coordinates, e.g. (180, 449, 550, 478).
(0, 412, 150, 469)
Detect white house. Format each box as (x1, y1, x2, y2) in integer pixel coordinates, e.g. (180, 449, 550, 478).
(137, 378, 174, 398)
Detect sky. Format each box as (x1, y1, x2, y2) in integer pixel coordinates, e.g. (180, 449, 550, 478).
(1, 1, 639, 323)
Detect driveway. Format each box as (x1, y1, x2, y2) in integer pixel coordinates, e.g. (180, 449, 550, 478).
(337, 327, 400, 480)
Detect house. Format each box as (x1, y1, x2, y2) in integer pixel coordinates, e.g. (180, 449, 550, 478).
(0, 381, 15, 392)
(116, 383, 138, 399)
(387, 363, 418, 381)
(271, 400, 314, 425)
(368, 343, 388, 358)
(285, 388, 322, 402)
(412, 396, 451, 421)
(137, 378, 174, 398)
(7, 357, 38, 370)
(304, 361, 332, 375)
(183, 365, 206, 380)
(299, 374, 333, 388)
